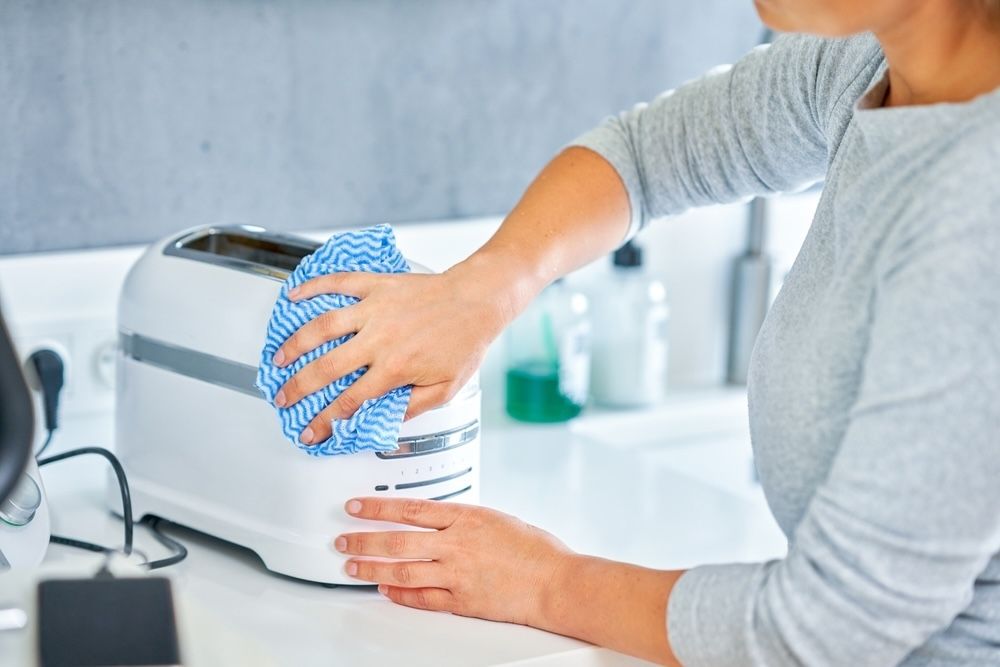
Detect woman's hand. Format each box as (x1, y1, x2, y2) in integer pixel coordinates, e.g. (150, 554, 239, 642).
(334, 497, 684, 665)
(333, 498, 683, 665)
(334, 497, 573, 627)
(272, 251, 540, 445)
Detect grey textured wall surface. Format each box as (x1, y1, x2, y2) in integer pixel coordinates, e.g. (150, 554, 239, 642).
(0, 1, 761, 255)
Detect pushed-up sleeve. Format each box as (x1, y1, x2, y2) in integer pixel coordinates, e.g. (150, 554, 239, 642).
(572, 33, 881, 240)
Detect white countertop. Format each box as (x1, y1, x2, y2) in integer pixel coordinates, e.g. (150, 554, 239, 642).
(8, 388, 786, 666)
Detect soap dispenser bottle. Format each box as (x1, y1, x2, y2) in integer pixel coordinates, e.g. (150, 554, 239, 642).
(590, 241, 669, 407)
(504, 280, 591, 423)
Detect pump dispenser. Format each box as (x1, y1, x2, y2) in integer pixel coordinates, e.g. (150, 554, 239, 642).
(590, 240, 669, 407)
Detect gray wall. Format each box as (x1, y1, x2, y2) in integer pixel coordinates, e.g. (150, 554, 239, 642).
(0, 1, 761, 255)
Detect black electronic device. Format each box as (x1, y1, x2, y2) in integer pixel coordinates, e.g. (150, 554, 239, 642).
(0, 305, 33, 508)
(37, 577, 182, 667)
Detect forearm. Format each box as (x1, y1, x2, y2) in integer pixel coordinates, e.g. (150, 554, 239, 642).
(536, 554, 686, 665)
(450, 146, 631, 320)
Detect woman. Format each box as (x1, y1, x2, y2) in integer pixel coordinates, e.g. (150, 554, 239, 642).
(272, 0, 1000, 664)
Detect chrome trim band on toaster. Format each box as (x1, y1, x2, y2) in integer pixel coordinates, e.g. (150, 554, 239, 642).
(121, 331, 480, 456)
(120, 331, 261, 398)
(378, 421, 480, 459)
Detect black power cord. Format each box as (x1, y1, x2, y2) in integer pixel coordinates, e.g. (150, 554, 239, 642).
(37, 429, 55, 458)
(50, 534, 109, 554)
(28, 348, 64, 458)
(28, 346, 187, 569)
(38, 447, 134, 556)
(144, 517, 189, 570)
(37, 447, 188, 570)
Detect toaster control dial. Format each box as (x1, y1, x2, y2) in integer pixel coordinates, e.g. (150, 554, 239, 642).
(0, 474, 42, 527)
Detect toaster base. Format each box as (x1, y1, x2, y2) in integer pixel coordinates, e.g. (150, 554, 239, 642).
(116, 472, 479, 585)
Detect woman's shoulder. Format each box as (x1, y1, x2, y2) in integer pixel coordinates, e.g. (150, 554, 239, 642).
(763, 31, 885, 138)
(773, 30, 883, 76)
(918, 121, 1000, 222)
(886, 118, 1000, 262)
(912, 93, 1000, 203)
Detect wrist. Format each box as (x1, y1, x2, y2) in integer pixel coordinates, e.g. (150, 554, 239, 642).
(447, 245, 549, 329)
(531, 553, 687, 665)
(530, 551, 591, 634)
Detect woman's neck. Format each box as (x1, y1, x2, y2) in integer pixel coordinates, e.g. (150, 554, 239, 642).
(876, 2, 1000, 107)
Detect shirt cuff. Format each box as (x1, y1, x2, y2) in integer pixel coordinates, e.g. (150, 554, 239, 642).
(667, 562, 768, 667)
(568, 121, 646, 244)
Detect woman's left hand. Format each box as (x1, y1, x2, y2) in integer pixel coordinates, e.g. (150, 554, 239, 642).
(334, 497, 572, 626)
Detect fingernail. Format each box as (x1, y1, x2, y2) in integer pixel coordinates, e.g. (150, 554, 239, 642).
(300, 427, 315, 444)
(273, 349, 286, 366)
(275, 390, 287, 408)
(345, 561, 358, 576)
(378, 584, 388, 595)
(334, 536, 347, 552)
(288, 286, 301, 299)
(346, 499, 362, 515)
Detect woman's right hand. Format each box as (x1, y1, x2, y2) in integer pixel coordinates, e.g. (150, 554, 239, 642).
(271, 251, 538, 445)
(273, 147, 632, 445)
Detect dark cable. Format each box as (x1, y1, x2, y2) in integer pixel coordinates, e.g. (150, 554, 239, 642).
(28, 349, 64, 437)
(142, 517, 188, 570)
(46, 513, 188, 571)
(35, 428, 55, 458)
(27, 347, 186, 568)
(28, 348, 63, 459)
(38, 447, 133, 556)
(50, 534, 110, 553)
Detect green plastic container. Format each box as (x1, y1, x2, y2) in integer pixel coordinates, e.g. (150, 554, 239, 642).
(505, 361, 583, 423)
(504, 281, 590, 423)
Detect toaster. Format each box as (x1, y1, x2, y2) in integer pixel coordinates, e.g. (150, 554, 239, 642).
(113, 225, 481, 585)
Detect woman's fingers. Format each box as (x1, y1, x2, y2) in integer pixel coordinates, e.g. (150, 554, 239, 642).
(275, 339, 366, 409)
(299, 370, 395, 445)
(346, 559, 445, 589)
(335, 530, 439, 559)
(288, 272, 382, 301)
(300, 369, 402, 444)
(324, 366, 400, 421)
(273, 307, 360, 368)
(378, 586, 456, 613)
(345, 497, 466, 530)
(404, 383, 454, 421)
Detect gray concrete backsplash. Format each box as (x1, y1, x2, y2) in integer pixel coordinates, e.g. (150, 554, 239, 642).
(0, 0, 761, 255)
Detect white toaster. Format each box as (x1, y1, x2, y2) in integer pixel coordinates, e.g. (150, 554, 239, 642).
(113, 225, 481, 585)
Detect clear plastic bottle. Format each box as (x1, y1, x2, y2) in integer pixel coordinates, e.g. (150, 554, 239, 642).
(504, 280, 591, 423)
(590, 241, 669, 407)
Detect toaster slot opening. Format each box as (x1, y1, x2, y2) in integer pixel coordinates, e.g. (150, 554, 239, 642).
(165, 226, 320, 280)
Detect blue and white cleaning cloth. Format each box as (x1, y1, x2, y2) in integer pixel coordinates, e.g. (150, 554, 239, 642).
(256, 224, 411, 456)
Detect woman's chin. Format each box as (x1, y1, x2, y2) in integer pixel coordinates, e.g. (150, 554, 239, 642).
(752, 0, 807, 34)
(752, 0, 865, 37)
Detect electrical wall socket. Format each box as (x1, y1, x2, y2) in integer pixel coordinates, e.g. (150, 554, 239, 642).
(13, 316, 118, 419)
(0, 243, 141, 449)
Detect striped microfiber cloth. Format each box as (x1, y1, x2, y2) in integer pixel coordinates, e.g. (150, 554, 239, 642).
(255, 224, 411, 456)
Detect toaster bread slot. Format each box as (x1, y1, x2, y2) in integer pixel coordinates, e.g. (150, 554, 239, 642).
(164, 226, 320, 280)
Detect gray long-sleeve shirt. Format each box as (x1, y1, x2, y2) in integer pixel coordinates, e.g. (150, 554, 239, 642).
(573, 33, 1000, 666)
